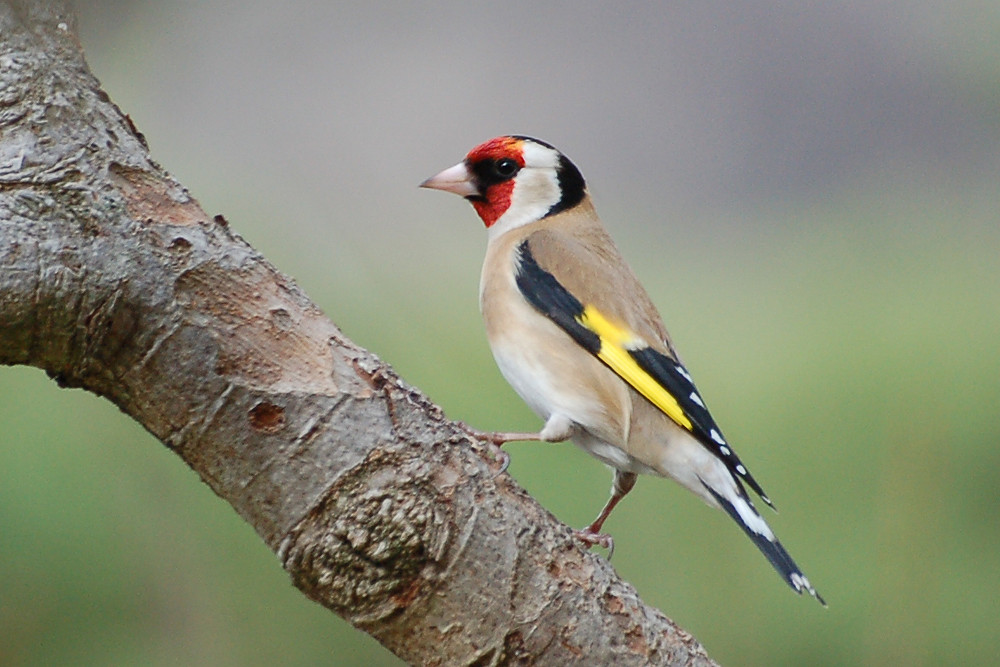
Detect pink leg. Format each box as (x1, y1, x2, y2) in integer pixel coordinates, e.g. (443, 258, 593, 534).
(461, 415, 574, 475)
(473, 429, 544, 445)
(458, 425, 543, 475)
(573, 471, 638, 558)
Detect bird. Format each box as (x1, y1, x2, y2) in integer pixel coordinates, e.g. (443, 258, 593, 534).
(420, 135, 823, 603)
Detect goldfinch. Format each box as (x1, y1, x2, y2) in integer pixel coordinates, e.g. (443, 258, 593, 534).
(421, 135, 823, 603)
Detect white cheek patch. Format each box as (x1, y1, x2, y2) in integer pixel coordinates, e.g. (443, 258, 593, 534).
(487, 169, 562, 239)
(487, 142, 564, 240)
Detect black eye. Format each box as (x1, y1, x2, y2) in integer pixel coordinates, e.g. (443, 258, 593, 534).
(494, 158, 520, 179)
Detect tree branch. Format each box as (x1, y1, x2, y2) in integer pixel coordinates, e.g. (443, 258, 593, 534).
(0, 3, 718, 664)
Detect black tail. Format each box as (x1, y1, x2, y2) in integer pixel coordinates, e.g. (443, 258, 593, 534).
(704, 484, 825, 605)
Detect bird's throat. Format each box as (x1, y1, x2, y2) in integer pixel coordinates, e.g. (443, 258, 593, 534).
(471, 180, 515, 228)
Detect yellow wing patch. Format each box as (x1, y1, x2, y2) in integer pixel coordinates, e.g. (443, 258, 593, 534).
(578, 305, 693, 431)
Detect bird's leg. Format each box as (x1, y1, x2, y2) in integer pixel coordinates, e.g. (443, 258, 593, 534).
(468, 429, 543, 445)
(460, 414, 575, 474)
(457, 426, 538, 474)
(466, 413, 574, 444)
(573, 471, 638, 558)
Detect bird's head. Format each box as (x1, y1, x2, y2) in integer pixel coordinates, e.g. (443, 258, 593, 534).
(421, 136, 586, 235)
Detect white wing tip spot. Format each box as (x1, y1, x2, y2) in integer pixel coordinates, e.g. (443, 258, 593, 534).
(719, 445, 731, 456)
(710, 429, 726, 445)
(689, 391, 705, 408)
(736, 464, 747, 475)
(676, 365, 693, 382)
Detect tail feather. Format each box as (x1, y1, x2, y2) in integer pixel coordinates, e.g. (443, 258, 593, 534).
(703, 483, 825, 605)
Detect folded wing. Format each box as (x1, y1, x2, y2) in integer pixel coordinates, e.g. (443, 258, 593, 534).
(514, 235, 772, 507)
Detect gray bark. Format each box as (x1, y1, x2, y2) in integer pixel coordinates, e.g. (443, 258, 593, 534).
(0, 2, 718, 665)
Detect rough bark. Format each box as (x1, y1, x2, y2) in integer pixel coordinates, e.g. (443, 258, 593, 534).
(0, 2, 718, 665)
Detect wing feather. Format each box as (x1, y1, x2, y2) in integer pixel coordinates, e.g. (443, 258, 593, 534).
(515, 236, 772, 506)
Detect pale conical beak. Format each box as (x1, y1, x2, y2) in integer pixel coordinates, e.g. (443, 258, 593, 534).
(419, 161, 480, 197)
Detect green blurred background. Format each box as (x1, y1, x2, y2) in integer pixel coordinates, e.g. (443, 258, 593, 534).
(3, 1, 1000, 665)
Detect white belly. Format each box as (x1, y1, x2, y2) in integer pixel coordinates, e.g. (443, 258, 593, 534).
(488, 312, 656, 475)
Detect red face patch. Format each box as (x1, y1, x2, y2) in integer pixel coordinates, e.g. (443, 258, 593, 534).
(470, 181, 514, 228)
(465, 137, 525, 228)
(465, 136, 525, 165)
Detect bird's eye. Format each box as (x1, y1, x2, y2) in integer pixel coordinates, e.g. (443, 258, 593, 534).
(494, 158, 520, 179)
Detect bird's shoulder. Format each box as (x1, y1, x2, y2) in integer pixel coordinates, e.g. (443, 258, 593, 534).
(516, 212, 674, 357)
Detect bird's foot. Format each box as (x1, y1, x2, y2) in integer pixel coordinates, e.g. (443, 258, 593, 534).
(457, 423, 530, 476)
(572, 527, 615, 559)
(491, 447, 511, 476)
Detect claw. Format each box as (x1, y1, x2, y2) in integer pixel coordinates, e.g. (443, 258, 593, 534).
(572, 528, 615, 559)
(491, 447, 511, 478)
(456, 421, 517, 476)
